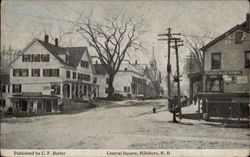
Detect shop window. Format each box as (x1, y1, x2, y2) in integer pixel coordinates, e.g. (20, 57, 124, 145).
(13, 84, 22, 93)
(51, 84, 60, 95)
(235, 32, 243, 44)
(245, 51, 250, 68)
(205, 76, 223, 92)
(211, 53, 221, 69)
(32, 69, 40, 77)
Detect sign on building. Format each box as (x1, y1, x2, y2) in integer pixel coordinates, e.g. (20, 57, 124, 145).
(236, 76, 248, 84)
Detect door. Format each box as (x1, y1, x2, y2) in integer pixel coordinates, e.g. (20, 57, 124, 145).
(21, 100, 27, 111)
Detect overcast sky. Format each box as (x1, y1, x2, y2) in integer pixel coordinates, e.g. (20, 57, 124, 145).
(1, 0, 249, 94)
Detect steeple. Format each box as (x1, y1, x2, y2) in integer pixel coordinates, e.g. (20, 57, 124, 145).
(149, 45, 157, 70)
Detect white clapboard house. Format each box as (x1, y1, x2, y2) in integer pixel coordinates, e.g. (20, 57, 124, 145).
(6, 35, 99, 113)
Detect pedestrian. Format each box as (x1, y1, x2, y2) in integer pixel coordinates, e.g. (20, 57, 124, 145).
(193, 96, 197, 105)
(153, 107, 156, 113)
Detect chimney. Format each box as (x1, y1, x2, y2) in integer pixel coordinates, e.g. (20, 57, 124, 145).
(44, 35, 49, 43)
(246, 13, 250, 31)
(55, 38, 58, 47)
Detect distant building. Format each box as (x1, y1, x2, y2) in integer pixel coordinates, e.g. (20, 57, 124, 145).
(198, 14, 250, 119)
(4, 35, 99, 113)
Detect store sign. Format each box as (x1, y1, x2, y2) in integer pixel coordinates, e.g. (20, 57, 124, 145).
(236, 76, 248, 84)
(223, 75, 232, 82)
(205, 71, 242, 75)
(43, 86, 51, 90)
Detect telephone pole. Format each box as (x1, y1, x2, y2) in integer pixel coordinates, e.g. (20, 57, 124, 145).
(158, 28, 181, 123)
(172, 38, 184, 119)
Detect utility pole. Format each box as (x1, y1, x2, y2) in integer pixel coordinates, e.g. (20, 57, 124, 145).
(172, 38, 184, 119)
(158, 28, 181, 123)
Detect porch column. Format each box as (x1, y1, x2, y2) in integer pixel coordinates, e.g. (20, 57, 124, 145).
(60, 82, 64, 99)
(69, 83, 72, 99)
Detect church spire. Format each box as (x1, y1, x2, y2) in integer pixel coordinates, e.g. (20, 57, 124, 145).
(150, 44, 157, 69)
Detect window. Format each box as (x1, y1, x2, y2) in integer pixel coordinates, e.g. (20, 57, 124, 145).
(32, 54, 40, 62)
(52, 69, 59, 77)
(105, 88, 109, 94)
(124, 87, 130, 92)
(235, 32, 243, 44)
(41, 54, 49, 62)
(93, 77, 97, 83)
(205, 75, 223, 92)
(81, 60, 89, 68)
(32, 69, 40, 77)
(124, 68, 128, 71)
(22, 69, 29, 76)
(1, 85, 6, 93)
(77, 73, 91, 81)
(13, 69, 21, 76)
(13, 84, 22, 93)
(51, 84, 60, 95)
(106, 78, 109, 84)
(73, 72, 76, 79)
(22, 54, 31, 62)
(43, 69, 59, 77)
(245, 51, 250, 68)
(211, 53, 221, 69)
(13, 69, 28, 77)
(66, 70, 71, 78)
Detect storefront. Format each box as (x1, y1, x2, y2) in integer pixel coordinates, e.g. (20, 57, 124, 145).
(10, 92, 60, 114)
(197, 70, 249, 119)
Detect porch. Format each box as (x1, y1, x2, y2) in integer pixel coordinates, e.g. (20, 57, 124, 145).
(10, 92, 60, 114)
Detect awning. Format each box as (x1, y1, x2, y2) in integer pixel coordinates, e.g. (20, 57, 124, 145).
(10, 93, 60, 99)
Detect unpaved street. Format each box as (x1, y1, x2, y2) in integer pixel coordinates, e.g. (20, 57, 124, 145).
(1, 99, 249, 149)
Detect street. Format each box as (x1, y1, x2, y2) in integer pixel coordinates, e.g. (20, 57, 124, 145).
(1, 99, 249, 149)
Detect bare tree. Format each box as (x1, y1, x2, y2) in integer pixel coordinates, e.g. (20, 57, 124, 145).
(75, 13, 145, 98)
(184, 33, 210, 73)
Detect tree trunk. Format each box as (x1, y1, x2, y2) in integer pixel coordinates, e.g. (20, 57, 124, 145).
(107, 74, 115, 98)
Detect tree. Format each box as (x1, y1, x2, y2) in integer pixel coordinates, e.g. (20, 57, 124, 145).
(75, 13, 145, 98)
(184, 33, 210, 73)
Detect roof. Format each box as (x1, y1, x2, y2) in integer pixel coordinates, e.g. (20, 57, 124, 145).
(37, 39, 86, 68)
(201, 22, 249, 51)
(93, 64, 107, 75)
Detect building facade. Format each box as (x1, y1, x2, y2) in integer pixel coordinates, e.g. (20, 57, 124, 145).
(198, 14, 250, 119)
(5, 35, 98, 114)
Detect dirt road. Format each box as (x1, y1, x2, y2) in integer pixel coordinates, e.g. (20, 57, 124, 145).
(1, 99, 249, 149)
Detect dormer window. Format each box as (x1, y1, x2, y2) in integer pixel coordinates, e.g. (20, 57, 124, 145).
(65, 54, 69, 63)
(81, 60, 89, 68)
(235, 32, 243, 44)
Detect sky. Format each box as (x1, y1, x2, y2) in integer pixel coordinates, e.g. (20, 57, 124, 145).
(1, 0, 249, 94)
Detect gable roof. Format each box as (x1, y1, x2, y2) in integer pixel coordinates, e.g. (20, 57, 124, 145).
(93, 64, 107, 75)
(201, 22, 249, 51)
(36, 39, 86, 68)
